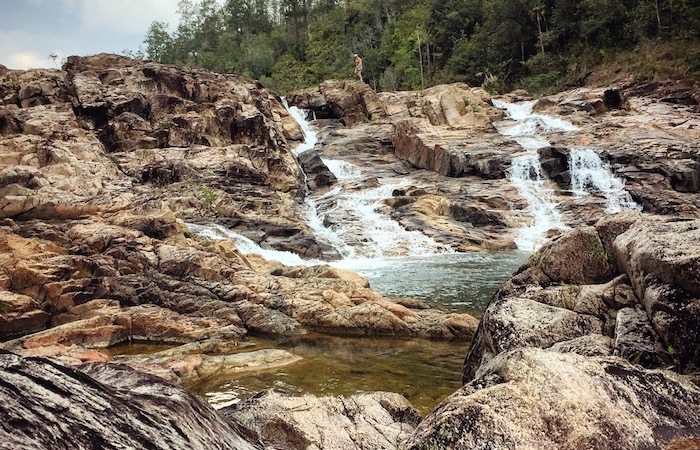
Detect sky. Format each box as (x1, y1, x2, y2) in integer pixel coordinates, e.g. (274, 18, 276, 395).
(0, 0, 181, 69)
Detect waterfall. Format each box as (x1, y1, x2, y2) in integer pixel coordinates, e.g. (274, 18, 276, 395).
(493, 98, 572, 250)
(507, 154, 567, 251)
(312, 180, 452, 259)
(195, 99, 452, 263)
(569, 148, 641, 213)
(188, 223, 318, 266)
(282, 98, 317, 156)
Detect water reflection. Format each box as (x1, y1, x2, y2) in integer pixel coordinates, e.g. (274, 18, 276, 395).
(193, 334, 469, 416)
(194, 251, 529, 415)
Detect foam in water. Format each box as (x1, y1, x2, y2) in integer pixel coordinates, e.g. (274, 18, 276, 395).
(492, 99, 578, 137)
(279, 100, 451, 259)
(322, 159, 363, 182)
(187, 223, 319, 266)
(282, 98, 318, 156)
(316, 182, 453, 259)
(569, 148, 641, 213)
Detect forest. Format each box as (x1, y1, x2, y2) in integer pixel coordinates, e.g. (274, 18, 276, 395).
(130, 0, 700, 95)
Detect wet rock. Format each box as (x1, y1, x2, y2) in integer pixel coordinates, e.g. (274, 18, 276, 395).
(407, 348, 700, 450)
(537, 146, 571, 189)
(296, 149, 337, 190)
(0, 352, 261, 450)
(224, 389, 421, 450)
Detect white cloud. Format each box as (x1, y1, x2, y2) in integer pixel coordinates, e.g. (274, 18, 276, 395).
(7, 52, 51, 70)
(76, 0, 181, 35)
(0, 1, 184, 69)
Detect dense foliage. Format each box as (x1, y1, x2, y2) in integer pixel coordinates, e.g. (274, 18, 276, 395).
(131, 0, 700, 94)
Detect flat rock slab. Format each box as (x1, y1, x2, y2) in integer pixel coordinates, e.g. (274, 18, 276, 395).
(223, 389, 422, 450)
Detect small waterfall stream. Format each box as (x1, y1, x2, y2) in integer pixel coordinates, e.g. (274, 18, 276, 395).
(492, 99, 571, 250)
(492, 99, 639, 249)
(285, 99, 451, 260)
(569, 148, 641, 213)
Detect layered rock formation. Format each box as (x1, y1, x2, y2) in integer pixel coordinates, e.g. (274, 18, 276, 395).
(1, 55, 479, 384)
(0, 351, 262, 450)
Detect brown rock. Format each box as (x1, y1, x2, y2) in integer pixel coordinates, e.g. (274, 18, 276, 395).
(0, 291, 50, 339)
(288, 79, 387, 125)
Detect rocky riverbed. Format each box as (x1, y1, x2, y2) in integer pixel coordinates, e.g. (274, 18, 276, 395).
(1, 54, 699, 449)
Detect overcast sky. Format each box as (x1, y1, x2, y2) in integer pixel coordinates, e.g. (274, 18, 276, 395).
(0, 0, 181, 69)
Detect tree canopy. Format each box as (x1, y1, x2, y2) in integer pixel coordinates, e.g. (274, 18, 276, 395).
(132, 0, 700, 94)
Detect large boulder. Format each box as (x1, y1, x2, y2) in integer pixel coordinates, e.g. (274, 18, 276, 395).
(288, 79, 387, 125)
(224, 389, 421, 450)
(421, 214, 700, 450)
(613, 218, 700, 372)
(406, 348, 700, 450)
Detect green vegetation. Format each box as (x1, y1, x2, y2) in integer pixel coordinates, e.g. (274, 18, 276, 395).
(130, 0, 700, 94)
(202, 186, 217, 210)
(589, 235, 609, 262)
(527, 249, 542, 266)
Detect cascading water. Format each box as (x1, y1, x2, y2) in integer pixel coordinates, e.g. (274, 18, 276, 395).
(569, 147, 641, 213)
(282, 100, 451, 259)
(187, 223, 318, 266)
(493, 99, 571, 250)
(507, 154, 567, 251)
(282, 98, 317, 156)
(189, 98, 529, 414)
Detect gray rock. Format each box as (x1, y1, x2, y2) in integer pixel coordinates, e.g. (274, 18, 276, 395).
(0, 352, 261, 450)
(224, 389, 421, 450)
(407, 348, 700, 450)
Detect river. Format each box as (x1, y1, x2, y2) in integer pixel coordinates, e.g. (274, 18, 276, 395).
(183, 98, 638, 415)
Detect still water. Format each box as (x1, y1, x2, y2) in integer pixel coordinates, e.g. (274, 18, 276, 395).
(193, 334, 471, 416)
(192, 251, 527, 416)
(335, 251, 528, 315)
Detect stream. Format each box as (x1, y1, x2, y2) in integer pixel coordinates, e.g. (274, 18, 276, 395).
(182, 98, 639, 415)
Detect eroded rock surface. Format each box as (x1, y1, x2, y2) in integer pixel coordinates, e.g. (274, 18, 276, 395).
(406, 213, 700, 450)
(0, 352, 262, 450)
(405, 348, 700, 450)
(224, 389, 421, 450)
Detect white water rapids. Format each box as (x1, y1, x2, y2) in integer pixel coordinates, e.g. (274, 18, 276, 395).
(492, 99, 639, 250)
(492, 99, 570, 250)
(285, 99, 452, 260)
(569, 148, 641, 213)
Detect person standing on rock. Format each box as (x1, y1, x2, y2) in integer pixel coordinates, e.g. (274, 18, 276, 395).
(353, 53, 363, 82)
